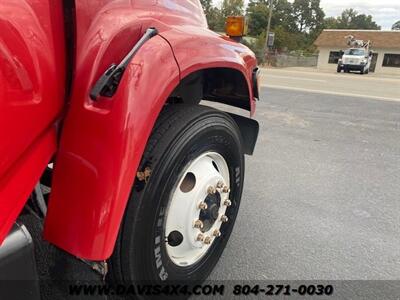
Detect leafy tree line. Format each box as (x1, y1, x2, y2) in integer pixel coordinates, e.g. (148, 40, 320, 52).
(200, 0, 382, 56)
(201, 0, 246, 30)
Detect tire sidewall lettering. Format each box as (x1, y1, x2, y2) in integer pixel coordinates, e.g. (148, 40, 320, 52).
(154, 208, 168, 281)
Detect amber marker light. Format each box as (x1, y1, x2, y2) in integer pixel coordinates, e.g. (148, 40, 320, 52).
(225, 16, 248, 38)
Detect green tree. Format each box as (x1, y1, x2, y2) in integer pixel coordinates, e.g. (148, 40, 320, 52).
(274, 26, 301, 50)
(393, 20, 400, 30)
(246, 0, 295, 36)
(327, 9, 381, 29)
(221, 0, 245, 18)
(352, 14, 380, 29)
(200, 0, 213, 13)
(292, 0, 325, 32)
(336, 8, 357, 28)
(243, 32, 267, 62)
(246, 0, 323, 53)
(200, 0, 224, 31)
(271, 0, 295, 31)
(323, 16, 339, 29)
(246, 0, 269, 36)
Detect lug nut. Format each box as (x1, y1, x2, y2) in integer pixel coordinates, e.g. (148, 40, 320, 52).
(222, 186, 230, 193)
(204, 236, 212, 245)
(224, 199, 232, 207)
(213, 229, 221, 237)
(207, 186, 216, 194)
(220, 215, 229, 223)
(196, 233, 205, 242)
(217, 181, 224, 188)
(194, 220, 204, 229)
(198, 202, 208, 210)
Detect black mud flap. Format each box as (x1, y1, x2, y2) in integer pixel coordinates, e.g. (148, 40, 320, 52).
(228, 113, 259, 155)
(0, 223, 40, 300)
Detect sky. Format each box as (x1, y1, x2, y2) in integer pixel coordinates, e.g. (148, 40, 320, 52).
(320, 0, 399, 30)
(213, 0, 400, 30)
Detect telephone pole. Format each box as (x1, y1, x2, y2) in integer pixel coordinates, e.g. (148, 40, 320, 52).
(266, 0, 274, 47)
(266, 0, 273, 44)
(264, 0, 274, 63)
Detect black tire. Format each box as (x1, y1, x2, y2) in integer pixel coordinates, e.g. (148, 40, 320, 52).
(109, 104, 244, 291)
(336, 66, 342, 73)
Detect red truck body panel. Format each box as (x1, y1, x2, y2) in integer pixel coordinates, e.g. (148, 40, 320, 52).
(161, 28, 257, 114)
(0, 0, 65, 243)
(0, 0, 257, 260)
(44, 35, 181, 259)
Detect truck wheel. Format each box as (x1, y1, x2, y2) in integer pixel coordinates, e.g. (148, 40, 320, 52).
(336, 66, 342, 73)
(109, 104, 244, 286)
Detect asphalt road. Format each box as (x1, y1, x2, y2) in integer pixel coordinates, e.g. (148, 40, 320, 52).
(261, 67, 400, 102)
(210, 71, 400, 281)
(26, 68, 400, 298)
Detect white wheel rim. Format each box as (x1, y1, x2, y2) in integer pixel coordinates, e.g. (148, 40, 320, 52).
(164, 152, 231, 267)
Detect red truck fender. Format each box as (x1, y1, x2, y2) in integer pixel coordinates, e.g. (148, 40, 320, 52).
(44, 16, 257, 261)
(160, 28, 258, 115)
(44, 35, 181, 260)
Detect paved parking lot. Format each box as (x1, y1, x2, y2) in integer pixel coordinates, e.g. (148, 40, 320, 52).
(210, 69, 400, 280)
(260, 67, 400, 102)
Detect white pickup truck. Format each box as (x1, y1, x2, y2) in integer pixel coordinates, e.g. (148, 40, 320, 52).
(337, 48, 372, 74)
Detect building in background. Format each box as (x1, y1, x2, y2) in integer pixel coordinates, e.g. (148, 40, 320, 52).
(314, 30, 400, 75)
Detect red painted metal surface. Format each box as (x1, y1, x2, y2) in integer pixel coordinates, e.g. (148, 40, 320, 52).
(44, 36, 181, 259)
(161, 29, 257, 115)
(44, 0, 257, 260)
(0, 129, 57, 242)
(0, 0, 65, 243)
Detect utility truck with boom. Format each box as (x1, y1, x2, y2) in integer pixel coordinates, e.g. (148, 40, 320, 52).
(337, 35, 373, 74)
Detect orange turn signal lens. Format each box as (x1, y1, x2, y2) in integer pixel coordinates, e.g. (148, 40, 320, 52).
(225, 16, 247, 37)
